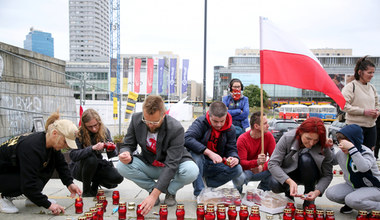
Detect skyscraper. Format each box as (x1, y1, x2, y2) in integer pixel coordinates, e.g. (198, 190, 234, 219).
(23, 28, 54, 57)
(69, 0, 110, 62)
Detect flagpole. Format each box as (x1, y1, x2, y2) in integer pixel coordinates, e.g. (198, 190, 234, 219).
(259, 16, 265, 154)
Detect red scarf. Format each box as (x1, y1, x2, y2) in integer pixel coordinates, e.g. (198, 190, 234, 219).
(231, 89, 241, 101)
(206, 111, 232, 153)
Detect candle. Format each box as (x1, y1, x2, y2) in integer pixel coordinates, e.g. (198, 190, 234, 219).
(75, 197, 83, 214)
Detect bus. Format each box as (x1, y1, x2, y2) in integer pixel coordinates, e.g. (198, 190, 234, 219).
(308, 105, 337, 122)
(278, 104, 309, 122)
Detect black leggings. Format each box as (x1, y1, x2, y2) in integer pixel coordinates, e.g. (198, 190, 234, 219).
(0, 172, 48, 198)
(269, 152, 320, 195)
(72, 154, 123, 192)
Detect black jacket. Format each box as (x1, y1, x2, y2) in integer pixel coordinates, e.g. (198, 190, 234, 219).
(0, 132, 73, 209)
(69, 128, 118, 173)
(184, 115, 239, 159)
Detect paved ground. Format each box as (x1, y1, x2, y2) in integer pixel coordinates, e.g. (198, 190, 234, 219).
(0, 174, 359, 219)
(0, 121, 368, 219)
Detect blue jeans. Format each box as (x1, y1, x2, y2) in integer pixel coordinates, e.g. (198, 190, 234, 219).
(116, 158, 199, 195)
(191, 152, 243, 196)
(233, 170, 271, 192)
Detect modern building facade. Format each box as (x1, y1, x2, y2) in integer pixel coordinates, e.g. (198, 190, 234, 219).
(214, 48, 380, 104)
(69, 0, 109, 62)
(65, 52, 201, 101)
(23, 28, 54, 57)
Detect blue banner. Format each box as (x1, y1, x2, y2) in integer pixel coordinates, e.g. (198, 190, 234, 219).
(169, 58, 177, 94)
(181, 59, 189, 93)
(158, 59, 165, 93)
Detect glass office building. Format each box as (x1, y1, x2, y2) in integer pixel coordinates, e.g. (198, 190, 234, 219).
(213, 54, 380, 103)
(23, 29, 54, 57)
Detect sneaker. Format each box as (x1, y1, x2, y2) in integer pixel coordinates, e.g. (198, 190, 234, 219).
(0, 198, 19, 213)
(340, 204, 353, 214)
(164, 194, 177, 207)
(25, 198, 56, 207)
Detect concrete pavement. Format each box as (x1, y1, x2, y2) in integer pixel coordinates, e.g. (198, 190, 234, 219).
(0, 167, 361, 220)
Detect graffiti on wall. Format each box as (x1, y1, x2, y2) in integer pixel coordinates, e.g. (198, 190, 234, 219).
(1, 95, 42, 136)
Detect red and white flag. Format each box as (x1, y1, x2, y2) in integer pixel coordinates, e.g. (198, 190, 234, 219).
(260, 17, 346, 109)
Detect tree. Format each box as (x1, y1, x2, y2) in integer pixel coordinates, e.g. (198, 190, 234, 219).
(243, 84, 269, 107)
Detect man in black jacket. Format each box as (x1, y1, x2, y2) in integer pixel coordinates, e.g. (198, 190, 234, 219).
(117, 95, 199, 216)
(184, 101, 243, 196)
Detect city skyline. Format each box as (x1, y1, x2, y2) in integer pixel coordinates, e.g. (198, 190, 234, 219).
(1, 0, 380, 96)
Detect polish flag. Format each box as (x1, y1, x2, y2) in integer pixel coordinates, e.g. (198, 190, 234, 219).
(260, 17, 346, 109)
(79, 105, 83, 127)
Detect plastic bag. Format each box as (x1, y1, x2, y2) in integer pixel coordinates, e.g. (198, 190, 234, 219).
(197, 187, 242, 207)
(242, 189, 291, 214)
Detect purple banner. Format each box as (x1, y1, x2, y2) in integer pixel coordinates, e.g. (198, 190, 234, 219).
(181, 59, 189, 93)
(158, 59, 165, 93)
(169, 58, 177, 94)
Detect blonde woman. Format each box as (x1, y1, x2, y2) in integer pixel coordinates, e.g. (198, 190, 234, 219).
(69, 109, 123, 197)
(0, 112, 81, 215)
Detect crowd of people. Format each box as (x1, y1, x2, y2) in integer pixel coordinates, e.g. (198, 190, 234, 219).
(1, 56, 380, 216)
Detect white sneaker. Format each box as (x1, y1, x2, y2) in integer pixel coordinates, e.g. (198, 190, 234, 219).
(0, 197, 19, 213)
(25, 198, 56, 207)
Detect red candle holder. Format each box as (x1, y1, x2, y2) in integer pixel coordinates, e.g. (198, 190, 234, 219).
(90, 207, 98, 220)
(136, 204, 144, 220)
(118, 202, 127, 220)
(325, 210, 335, 220)
(315, 209, 325, 220)
(205, 207, 216, 220)
(112, 190, 120, 205)
(285, 202, 295, 217)
(96, 207, 104, 220)
(227, 204, 237, 220)
(176, 204, 185, 220)
(305, 209, 314, 220)
(159, 204, 168, 220)
(283, 208, 292, 220)
(239, 205, 249, 220)
(104, 142, 116, 151)
(370, 210, 380, 220)
(85, 212, 93, 220)
(249, 208, 260, 220)
(96, 189, 105, 202)
(217, 206, 226, 220)
(197, 203, 205, 220)
(294, 209, 305, 220)
(357, 210, 368, 219)
(75, 197, 83, 214)
(98, 195, 107, 212)
(246, 191, 254, 201)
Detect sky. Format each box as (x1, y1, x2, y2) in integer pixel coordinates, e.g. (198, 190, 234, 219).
(1, 0, 380, 96)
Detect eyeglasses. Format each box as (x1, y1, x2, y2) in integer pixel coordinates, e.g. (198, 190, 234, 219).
(142, 116, 163, 125)
(232, 85, 241, 89)
(86, 122, 99, 130)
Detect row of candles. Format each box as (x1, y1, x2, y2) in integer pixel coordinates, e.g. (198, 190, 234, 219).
(73, 189, 380, 220)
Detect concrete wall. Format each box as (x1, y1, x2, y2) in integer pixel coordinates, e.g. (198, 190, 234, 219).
(0, 42, 77, 143)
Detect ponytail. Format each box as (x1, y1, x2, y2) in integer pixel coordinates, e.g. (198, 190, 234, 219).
(45, 111, 60, 132)
(354, 56, 375, 80)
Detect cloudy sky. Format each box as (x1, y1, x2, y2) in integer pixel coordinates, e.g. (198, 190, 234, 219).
(1, 0, 380, 96)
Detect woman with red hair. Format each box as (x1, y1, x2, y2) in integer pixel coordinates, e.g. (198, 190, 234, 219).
(268, 117, 333, 208)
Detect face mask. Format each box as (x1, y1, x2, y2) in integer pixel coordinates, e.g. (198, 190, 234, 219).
(232, 89, 241, 101)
